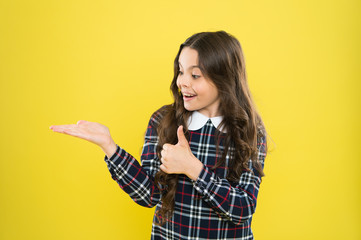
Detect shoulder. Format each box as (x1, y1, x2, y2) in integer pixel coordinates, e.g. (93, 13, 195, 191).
(148, 104, 174, 128)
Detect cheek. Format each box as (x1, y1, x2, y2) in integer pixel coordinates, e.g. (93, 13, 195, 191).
(208, 83, 219, 97)
(204, 87, 219, 102)
(194, 83, 210, 96)
(212, 86, 219, 97)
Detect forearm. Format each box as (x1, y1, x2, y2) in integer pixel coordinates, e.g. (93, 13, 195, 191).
(104, 145, 161, 207)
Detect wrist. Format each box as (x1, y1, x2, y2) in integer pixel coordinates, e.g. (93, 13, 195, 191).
(187, 156, 204, 181)
(101, 138, 117, 158)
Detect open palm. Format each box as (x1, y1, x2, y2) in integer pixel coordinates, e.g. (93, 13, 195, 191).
(50, 120, 114, 150)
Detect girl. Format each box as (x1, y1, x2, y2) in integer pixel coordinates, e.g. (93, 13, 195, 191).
(50, 31, 268, 239)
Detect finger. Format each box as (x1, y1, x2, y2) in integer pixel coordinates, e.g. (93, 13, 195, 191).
(50, 124, 77, 130)
(160, 164, 168, 173)
(62, 127, 83, 138)
(50, 125, 74, 133)
(161, 150, 166, 158)
(52, 125, 86, 139)
(176, 125, 188, 147)
(162, 143, 172, 151)
(77, 120, 87, 125)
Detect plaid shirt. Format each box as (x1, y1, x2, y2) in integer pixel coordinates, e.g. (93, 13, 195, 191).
(104, 108, 267, 240)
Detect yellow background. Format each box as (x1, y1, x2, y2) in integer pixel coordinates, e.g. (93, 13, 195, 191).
(1, 0, 360, 239)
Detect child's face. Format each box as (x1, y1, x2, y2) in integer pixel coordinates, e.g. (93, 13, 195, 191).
(177, 47, 220, 118)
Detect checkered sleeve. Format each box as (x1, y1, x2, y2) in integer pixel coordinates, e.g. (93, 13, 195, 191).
(103, 111, 162, 208)
(192, 134, 267, 225)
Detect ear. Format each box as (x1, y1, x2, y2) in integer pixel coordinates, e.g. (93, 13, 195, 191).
(176, 125, 188, 147)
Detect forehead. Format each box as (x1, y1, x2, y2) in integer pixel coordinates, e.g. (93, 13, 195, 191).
(178, 47, 199, 66)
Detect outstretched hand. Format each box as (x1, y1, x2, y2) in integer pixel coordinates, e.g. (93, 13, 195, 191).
(160, 125, 203, 181)
(49, 120, 117, 157)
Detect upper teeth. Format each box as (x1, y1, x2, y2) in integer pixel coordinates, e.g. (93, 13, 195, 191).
(184, 94, 194, 97)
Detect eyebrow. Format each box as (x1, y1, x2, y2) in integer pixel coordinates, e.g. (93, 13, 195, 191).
(178, 62, 200, 70)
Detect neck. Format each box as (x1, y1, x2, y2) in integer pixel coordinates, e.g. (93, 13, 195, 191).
(198, 109, 221, 118)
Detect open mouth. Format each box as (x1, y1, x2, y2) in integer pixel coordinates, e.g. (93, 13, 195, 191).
(183, 93, 196, 100)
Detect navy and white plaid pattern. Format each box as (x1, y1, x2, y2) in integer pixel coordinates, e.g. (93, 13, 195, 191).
(104, 108, 267, 239)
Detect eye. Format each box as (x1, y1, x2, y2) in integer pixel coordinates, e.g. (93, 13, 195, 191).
(178, 70, 183, 75)
(192, 74, 200, 79)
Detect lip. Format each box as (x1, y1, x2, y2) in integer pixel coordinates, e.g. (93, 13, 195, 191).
(183, 95, 196, 102)
(182, 92, 197, 101)
(182, 91, 195, 95)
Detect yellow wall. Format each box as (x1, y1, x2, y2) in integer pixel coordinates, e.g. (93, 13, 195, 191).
(1, 0, 360, 239)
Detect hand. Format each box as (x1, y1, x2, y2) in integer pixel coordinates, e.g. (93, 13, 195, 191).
(49, 120, 117, 157)
(160, 125, 203, 181)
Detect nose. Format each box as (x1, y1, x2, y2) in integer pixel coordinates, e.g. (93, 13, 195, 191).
(177, 74, 191, 89)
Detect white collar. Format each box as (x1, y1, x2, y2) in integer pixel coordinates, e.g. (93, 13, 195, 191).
(187, 111, 226, 133)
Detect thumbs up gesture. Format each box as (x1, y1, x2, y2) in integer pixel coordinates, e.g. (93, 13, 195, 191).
(160, 126, 204, 181)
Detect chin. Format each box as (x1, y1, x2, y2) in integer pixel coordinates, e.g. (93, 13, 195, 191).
(183, 104, 197, 112)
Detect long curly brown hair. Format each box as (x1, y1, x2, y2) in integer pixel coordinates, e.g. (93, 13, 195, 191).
(153, 31, 267, 225)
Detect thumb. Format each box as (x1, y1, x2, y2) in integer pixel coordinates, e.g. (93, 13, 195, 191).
(176, 125, 188, 147)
